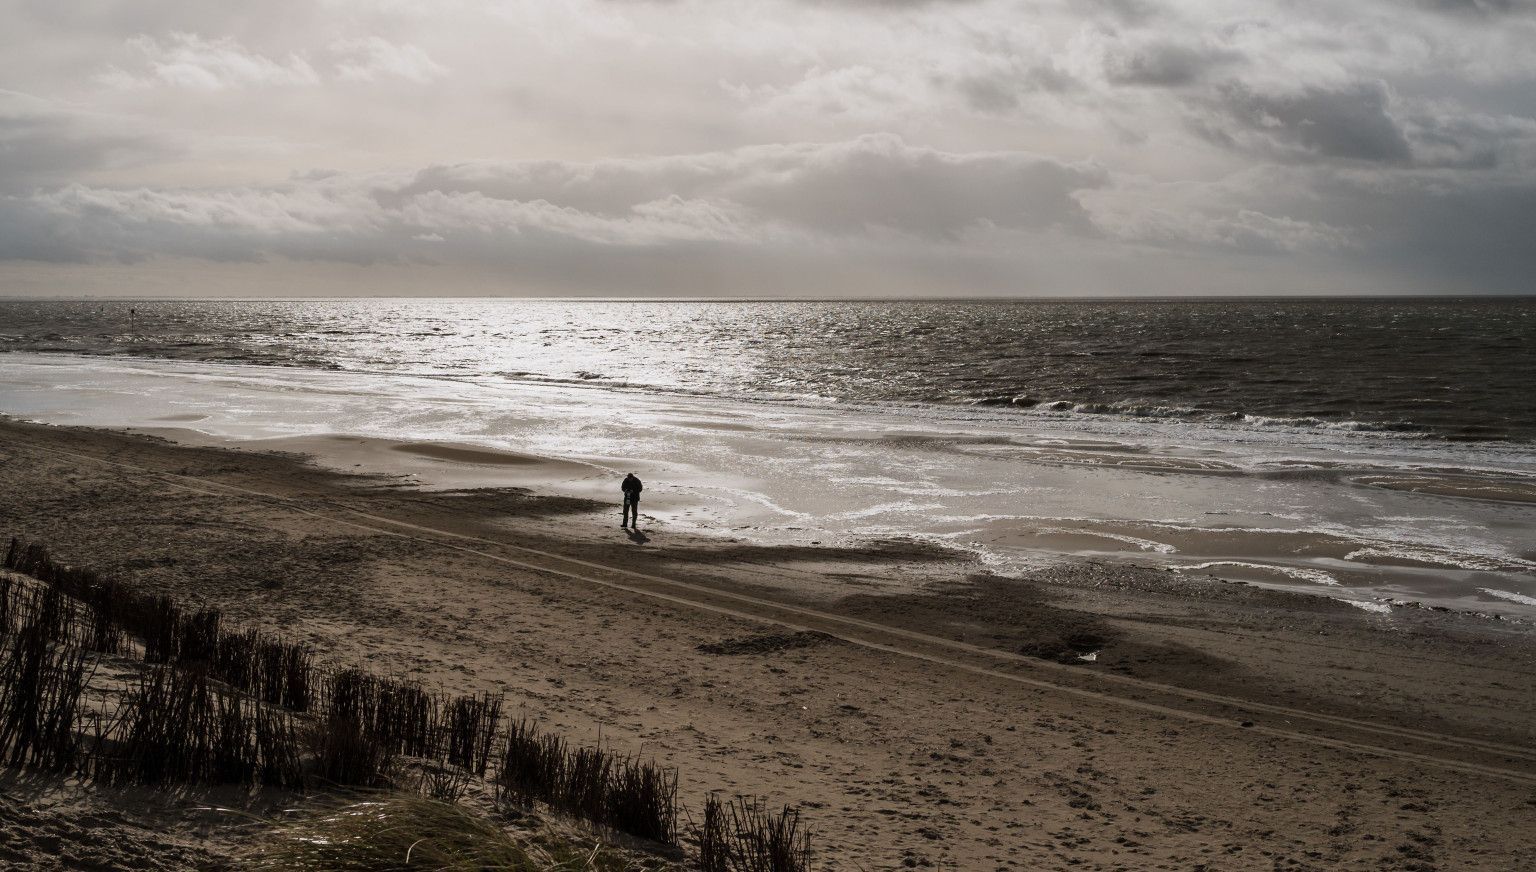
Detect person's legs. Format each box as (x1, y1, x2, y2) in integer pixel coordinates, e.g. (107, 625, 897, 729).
(623, 496, 636, 526)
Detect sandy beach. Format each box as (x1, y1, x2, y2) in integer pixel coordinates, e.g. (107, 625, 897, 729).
(2, 414, 1534, 869)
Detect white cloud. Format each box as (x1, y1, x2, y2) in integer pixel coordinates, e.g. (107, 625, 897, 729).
(331, 37, 447, 83)
(97, 32, 320, 90)
(732, 65, 917, 124)
(94, 32, 448, 91)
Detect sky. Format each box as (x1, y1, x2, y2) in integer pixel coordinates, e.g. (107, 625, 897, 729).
(1, 0, 1534, 298)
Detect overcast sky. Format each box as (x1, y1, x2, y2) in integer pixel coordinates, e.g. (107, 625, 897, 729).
(2, 0, 1533, 297)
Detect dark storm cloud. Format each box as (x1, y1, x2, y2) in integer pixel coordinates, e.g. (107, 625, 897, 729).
(1401, 108, 1536, 169)
(1296, 168, 1536, 290)
(1193, 78, 1536, 172)
(1199, 81, 1414, 164)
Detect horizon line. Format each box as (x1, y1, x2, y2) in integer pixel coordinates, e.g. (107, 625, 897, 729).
(3, 293, 1535, 304)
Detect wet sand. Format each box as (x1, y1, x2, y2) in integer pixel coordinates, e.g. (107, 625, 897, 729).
(1352, 472, 1536, 504)
(2, 416, 1535, 870)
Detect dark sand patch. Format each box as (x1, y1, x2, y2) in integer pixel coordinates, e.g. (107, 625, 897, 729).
(829, 571, 1251, 685)
(408, 487, 603, 518)
(697, 631, 838, 656)
(834, 574, 1123, 661)
(1018, 631, 1110, 664)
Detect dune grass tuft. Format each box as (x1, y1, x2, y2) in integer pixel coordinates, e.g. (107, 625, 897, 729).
(697, 794, 811, 872)
(0, 616, 93, 771)
(249, 792, 637, 871)
(495, 718, 677, 843)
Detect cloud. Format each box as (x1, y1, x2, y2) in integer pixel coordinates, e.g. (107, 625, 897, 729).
(1192, 78, 1536, 172)
(1093, 201, 1356, 254)
(1197, 81, 1414, 163)
(725, 136, 1105, 237)
(94, 32, 448, 91)
(1077, 169, 1360, 255)
(4, 0, 1536, 295)
(8, 127, 1534, 294)
(396, 135, 1105, 238)
(1104, 40, 1241, 88)
(1400, 103, 1536, 168)
(1412, 0, 1531, 17)
(729, 66, 913, 124)
(1297, 165, 1536, 288)
(331, 37, 448, 83)
(97, 32, 320, 90)
(0, 136, 1106, 271)
(0, 90, 180, 192)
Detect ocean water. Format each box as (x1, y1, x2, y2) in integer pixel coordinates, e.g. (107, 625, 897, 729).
(2, 298, 1534, 618)
(2, 298, 1534, 443)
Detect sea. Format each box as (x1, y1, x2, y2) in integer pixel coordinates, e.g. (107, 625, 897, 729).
(2, 298, 1534, 442)
(2, 297, 1534, 618)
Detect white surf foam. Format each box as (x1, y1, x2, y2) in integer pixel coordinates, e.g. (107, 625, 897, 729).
(1479, 588, 1536, 607)
(1179, 561, 1341, 586)
(1343, 545, 1525, 572)
(1036, 527, 1177, 554)
(1347, 600, 1395, 613)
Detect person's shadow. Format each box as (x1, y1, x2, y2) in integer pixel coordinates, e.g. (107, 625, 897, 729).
(625, 527, 649, 544)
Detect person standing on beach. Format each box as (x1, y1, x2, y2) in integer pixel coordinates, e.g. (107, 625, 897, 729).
(621, 472, 643, 528)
